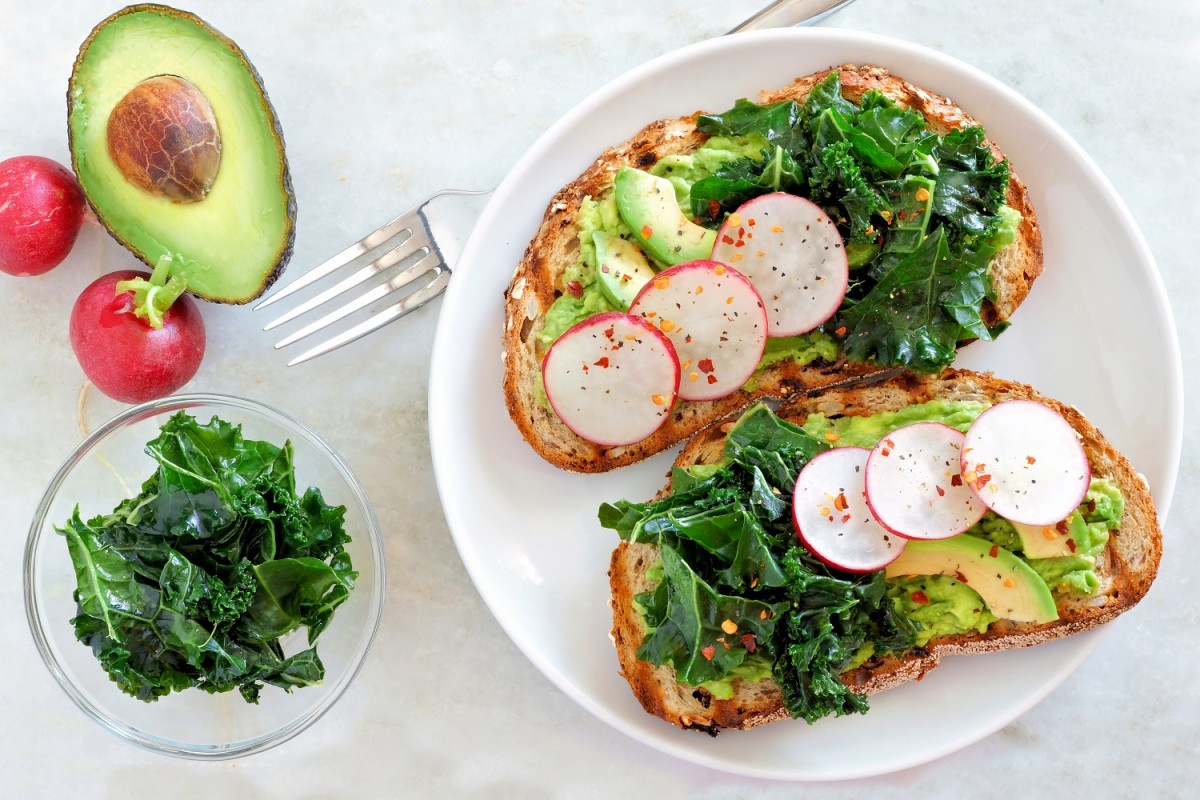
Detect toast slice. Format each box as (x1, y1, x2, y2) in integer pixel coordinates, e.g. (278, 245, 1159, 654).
(607, 369, 1161, 734)
(504, 64, 1044, 473)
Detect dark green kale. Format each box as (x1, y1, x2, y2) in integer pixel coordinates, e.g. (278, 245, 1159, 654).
(599, 404, 917, 724)
(57, 412, 356, 703)
(688, 72, 1016, 373)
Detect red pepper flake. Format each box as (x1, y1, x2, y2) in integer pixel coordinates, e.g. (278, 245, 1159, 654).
(566, 280, 583, 298)
(697, 358, 715, 374)
(593, 356, 610, 368)
(707, 374, 718, 385)
(701, 645, 716, 661)
(885, 438, 895, 449)
(721, 234, 736, 245)
(935, 485, 945, 497)
(1026, 455, 1037, 465)
(834, 326, 848, 336)
(641, 225, 654, 239)
(955, 570, 968, 583)
(741, 634, 758, 653)
(880, 449, 891, 457)
(1066, 538, 1077, 553)
(950, 474, 963, 487)
(833, 492, 848, 512)
(603, 325, 614, 340)
(748, 217, 757, 227)
(1056, 520, 1071, 536)
(911, 591, 930, 605)
(840, 514, 851, 524)
(708, 200, 721, 218)
(988, 544, 999, 558)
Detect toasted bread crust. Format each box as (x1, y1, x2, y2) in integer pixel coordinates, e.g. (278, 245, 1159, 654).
(607, 369, 1161, 733)
(504, 65, 1044, 473)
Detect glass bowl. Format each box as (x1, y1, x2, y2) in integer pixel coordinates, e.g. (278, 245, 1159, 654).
(24, 394, 386, 759)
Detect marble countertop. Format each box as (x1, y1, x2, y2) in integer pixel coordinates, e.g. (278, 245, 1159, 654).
(2, 0, 1196, 795)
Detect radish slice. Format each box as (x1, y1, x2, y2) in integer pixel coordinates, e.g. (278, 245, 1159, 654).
(961, 400, 1091, 526)
(541, 311, 680, 446)
(864, 422, 987, 540)
(792, 447, 906, 573)
(710, 193, 848, 336)
(628, 260, 767, 402)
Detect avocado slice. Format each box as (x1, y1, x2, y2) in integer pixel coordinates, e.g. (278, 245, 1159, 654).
(68, 5, 296, 304)
(1010, 512, 1088, 560)
(885, 534, 1058, 624)
(614, 167, 715, 266)
(594, 231, 655, 309)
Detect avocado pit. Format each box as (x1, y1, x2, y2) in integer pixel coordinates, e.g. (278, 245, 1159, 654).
(106, 75, 221, 202)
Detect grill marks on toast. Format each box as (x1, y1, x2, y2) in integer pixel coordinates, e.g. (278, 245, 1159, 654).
(607, 369, 1161, 733)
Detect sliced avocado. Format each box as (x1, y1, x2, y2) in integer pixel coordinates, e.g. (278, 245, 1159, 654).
(885, 534, 1058, 624)
(614, 167, 715, 266)
(1011, 512, 1088, 560)
(68, 5, 295, 303)
(594, 231, 655, 310)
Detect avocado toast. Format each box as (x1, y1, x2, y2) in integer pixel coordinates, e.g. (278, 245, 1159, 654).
(603, 370, 1161, 733)
(503, 64, 1043, 472)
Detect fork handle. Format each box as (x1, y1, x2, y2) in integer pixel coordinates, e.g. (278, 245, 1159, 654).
(729, 0, 857, 33)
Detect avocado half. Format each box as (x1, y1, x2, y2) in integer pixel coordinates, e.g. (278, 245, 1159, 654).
(68, 4, 296, 304)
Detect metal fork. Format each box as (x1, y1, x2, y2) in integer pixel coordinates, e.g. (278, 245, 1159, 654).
(255, 0, 857, 365)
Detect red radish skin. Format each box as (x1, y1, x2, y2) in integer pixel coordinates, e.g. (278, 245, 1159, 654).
(628, 260, 767, 402)
(792, 446, 906, 573)
(961, 400, 1092, 526)
(710, 193, 848, 336)
(541, 311, 680, 446)
(70, 270, 206, 404)
(0, 156, 86, 276)
(864, 422, 987, 541)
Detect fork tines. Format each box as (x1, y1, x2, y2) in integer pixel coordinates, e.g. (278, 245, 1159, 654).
(254, 201, 448, 366)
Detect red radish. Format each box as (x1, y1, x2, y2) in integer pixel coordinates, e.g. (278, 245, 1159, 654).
(792, 446, 906, 572)
(542, 311, 679, 446)
(710, 193, 848, 336)
(864, 422, 986, 540)
(628, 260, 767, 402)
(0, 155, 86, 276)
(70, 267, 206, 404)
(961, 400, 1091, 526)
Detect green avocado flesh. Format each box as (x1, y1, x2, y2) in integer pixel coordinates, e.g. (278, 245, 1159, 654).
(68, 5, 295, 303)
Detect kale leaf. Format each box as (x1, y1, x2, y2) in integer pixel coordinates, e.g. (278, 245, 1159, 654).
(686, 71, 1016, 373)
(599, 403, 917, 724)
(57, 412, 356, 703)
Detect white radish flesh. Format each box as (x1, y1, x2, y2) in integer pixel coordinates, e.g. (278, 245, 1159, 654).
(960, 400, 1091, 526)
(792, 446, 906, 573)
(710, 193, 848, 336)
(541, 311, 680, 446)
(864, 422, 987, 540)
(628, 260, 767, 402)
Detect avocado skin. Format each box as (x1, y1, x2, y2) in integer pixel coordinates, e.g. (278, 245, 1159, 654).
(67, 4, 296, 305)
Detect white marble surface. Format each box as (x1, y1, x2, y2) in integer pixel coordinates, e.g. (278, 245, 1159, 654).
(1, 0, 1196, 795)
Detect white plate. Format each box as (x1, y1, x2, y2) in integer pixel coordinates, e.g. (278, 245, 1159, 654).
(428, 28, 1181, 781)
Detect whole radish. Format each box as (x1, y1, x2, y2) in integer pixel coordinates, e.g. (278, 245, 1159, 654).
(70, 262, 206, 404)
(0, 155, 86, 276)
